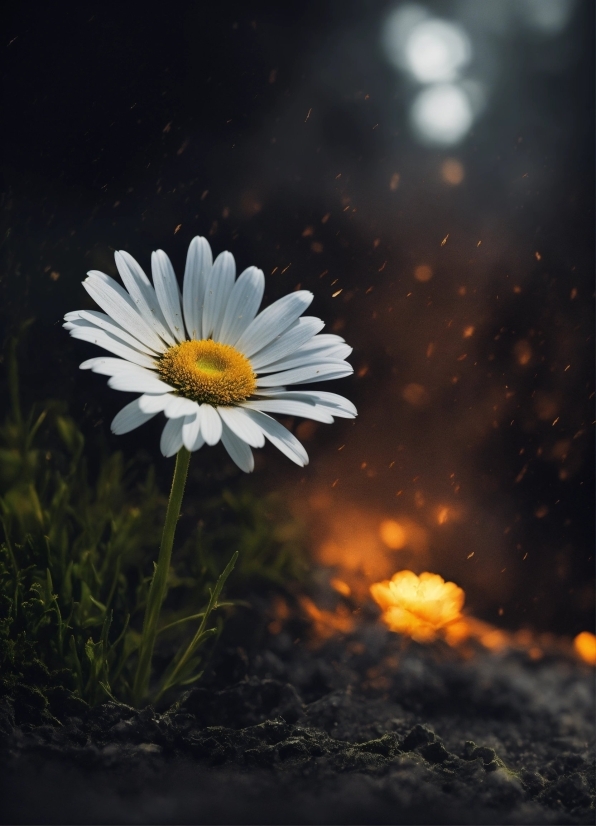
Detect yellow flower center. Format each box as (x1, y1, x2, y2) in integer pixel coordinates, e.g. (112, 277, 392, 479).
(158, 339, 256, 405)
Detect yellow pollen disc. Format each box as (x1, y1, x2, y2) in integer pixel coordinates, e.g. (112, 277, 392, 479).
(158, 339, 256, 405)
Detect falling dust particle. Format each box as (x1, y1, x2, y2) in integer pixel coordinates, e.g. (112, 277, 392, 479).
(174, 224, 182, 235)
(305, 108, 312, 122)
(441, 234, 449, 246)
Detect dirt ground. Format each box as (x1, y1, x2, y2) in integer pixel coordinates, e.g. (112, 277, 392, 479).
(1, 616, 593, 825)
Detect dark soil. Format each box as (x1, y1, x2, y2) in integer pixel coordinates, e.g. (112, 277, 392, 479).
(1, 620, 594, 825)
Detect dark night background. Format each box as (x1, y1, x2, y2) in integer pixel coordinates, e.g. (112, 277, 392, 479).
(1, 0, 594, 636)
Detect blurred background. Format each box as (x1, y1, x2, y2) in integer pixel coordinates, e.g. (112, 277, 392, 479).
(1, 0, 594, 636)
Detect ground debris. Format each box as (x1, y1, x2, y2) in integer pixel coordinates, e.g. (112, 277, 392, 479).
(0, 627, 593, 824)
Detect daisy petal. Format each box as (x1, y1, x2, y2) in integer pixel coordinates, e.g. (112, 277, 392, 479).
(298, 333, 346, 348)
(182, 236, 213, 341)
(199, 404, 223, 445)
(182, 411, 205, 451)
(256, 361, 353, 387)
(80, 357, 145, 376)
(138, 393, 173, 413)
(151, 250, 185, 342)
(250, 317, 325, 370)
(217, 266, 265, 345)
(221, 422, 254, 473)
(84, 273, 165, 351)
(66, 323, 157, 369)
(252, 386, 288, 396)
(217, 406, 265, 448)
(203, 251, 236, 340)
(241, 399, 334, 423)
(111, 398, 159, 435)
(293, 390, 358, 416)
(256, 343, 352, 374)
(295, 337, 352, 357)
(108, 371, 176, 394)
(164, 396, 200, 419)
(160, 417, 184, 457)
(248, 390, 356, 418)
(76, 310, 158, 355)
(290, 368, 355, 385)
(235, 291, 314, 358)
(243, 409, 308, 466)
(115, 251, 175, 347)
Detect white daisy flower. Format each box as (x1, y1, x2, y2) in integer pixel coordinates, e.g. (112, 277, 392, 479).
(64, 236, 357, 471)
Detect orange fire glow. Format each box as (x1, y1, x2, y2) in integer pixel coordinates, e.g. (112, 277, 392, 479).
(312, 504, 429, 597)
(299, 596, 354, 640)
(370, 570, 465, 642)
(573, 631, 596, 665)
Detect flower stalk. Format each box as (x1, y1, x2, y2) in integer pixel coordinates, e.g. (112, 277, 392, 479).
(133, 446, 191, 706)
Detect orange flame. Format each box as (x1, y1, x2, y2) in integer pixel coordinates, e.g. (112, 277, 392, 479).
(370, 570, 465, 642)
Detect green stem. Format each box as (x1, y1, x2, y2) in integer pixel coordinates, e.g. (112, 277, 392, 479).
(155, 550, 238, 702)
(132, 447, 191, 706)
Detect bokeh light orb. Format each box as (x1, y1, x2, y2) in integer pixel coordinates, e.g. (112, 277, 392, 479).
(404, 19, 472, 83)
(410, 83, 474, 146)
(382, 4, 430, 71)
(518, 0, 578, 35)
(379, 519, 407, 549)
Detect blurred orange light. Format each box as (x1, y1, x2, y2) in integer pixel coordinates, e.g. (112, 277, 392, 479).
(402, 383, 429, 406)
(574, 631, 596, 665)
(441, 158, 465, 185)
(463, 326, 475, 338)
(370, 570, 465, 643)
(514, 340, 532, 366)
(389, 172, 400, 191)
(414, 264, 433, 282)
(379, 519, 407, 549)
(480, 629, 508, 651)
(443, 617, 473, 646)
(300, 596, 354, 640)
(330, 578, 351, 597)
(437, 507, 449, 525)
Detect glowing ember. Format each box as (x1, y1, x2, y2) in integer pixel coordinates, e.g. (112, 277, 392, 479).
(573, 631, 596, 665)
(330, 578, 352, 597)
(370, 570, 465, 642)
(299, 596, 354, 640)
(379, 519, 407, 549)
(437, 507, 449, 525)
(514, 340, 532, 366)
(414, 264, 433, 282)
